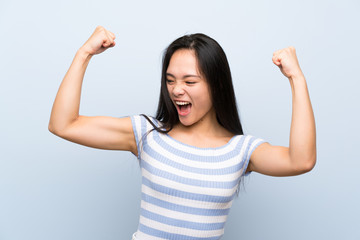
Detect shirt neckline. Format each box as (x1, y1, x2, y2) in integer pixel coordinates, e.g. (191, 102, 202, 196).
(164, 133, 239, 150)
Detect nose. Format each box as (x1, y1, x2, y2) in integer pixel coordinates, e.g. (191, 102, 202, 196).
(172, 83, 185, 97)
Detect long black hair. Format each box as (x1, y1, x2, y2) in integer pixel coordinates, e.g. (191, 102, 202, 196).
(144, 33, 243, 135)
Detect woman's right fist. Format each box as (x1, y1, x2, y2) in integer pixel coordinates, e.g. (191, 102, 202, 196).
(80, 26, 116, 55)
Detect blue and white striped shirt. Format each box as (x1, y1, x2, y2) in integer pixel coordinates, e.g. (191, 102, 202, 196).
(131, 115, 265, 240)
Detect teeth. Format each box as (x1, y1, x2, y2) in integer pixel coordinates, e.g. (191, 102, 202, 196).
(176, 101, 190, 105)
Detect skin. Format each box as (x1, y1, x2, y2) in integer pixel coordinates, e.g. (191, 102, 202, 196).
(49, 26, 316, 177)
(165, 49, 234, 148)
(247, 47, 316, 176)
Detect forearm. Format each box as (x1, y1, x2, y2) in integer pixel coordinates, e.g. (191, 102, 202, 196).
(288, 74, 316, 170)
(48, 48, 93, 133)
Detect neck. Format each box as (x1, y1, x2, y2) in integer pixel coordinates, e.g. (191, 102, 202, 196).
(174, 111, 231, 138)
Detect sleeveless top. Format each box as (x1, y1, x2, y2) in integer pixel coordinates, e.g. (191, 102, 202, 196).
(130, 115, 265, 240)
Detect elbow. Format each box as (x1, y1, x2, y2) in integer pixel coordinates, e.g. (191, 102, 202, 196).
(303, 157, 316, 173)
(48, 117, 78, 137)
(48, 115, 58, 134)
(48, 122, 60, 136)
(290, 146, 316, 174)
(298, 154, 316, 174)
(48, 122, 66, 137)
(48, 122, 55, 133)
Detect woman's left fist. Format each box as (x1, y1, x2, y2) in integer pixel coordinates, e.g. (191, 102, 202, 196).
(272, 47, 303, 79)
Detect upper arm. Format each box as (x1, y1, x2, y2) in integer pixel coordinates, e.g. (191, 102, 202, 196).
(49, 115, 137, 154)
(247, 142, 312, 177)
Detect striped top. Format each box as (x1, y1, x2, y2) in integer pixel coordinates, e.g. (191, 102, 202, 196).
(131, 115, 265, 240)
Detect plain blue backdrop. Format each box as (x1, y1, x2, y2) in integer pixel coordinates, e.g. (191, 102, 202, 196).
(1, 0, 359, 239)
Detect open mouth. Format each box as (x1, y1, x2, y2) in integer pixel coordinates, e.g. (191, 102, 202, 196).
(175, 101, 192, 116)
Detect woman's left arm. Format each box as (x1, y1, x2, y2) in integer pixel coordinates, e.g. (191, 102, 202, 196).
(247, 47, 316, 176)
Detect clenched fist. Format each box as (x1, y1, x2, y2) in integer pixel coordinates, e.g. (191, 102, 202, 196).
(80, 26, 116, 56)
(272, 47, 303, 79)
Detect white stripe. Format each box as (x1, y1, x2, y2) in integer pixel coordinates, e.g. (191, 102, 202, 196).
(249, 138, 265, 153)
(142, 168, 238, 198)
(139, 215, 224, 238)
(142, 150, 242, 182)
(141, 200, 228, 224)
(142, 185, 233, 210)
(135, 231, 165, 240)
(132, 116, 143, 145)
(157, 132, 242, 156)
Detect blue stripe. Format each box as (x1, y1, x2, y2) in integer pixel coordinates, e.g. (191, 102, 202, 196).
(139, 223, 222, 240)
(142, 176, 235, 203)
(152, 130, 246, 162)
(143, 142, 246, 175)
(142, 193, 230, 216)
(142, 160, 239, 189)
(141, 208, 226, 230)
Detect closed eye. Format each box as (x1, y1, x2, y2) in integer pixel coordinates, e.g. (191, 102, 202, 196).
(186, 81, 196, 85)
(166, 79, 174, 84)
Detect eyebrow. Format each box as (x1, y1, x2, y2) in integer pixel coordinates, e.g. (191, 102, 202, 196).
(166, 73, 201, 79)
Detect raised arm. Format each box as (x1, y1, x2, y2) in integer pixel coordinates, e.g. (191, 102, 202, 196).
(48, 26, 137, 154)
(247, 47, 316, 176)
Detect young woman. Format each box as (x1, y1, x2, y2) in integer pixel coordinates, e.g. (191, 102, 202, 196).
(49, 26, 316, 240)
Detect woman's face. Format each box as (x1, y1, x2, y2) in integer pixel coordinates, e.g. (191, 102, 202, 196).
(166, 49, 215, 127)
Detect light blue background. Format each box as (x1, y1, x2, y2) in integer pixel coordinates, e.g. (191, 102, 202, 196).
(1, 0, 359, 239)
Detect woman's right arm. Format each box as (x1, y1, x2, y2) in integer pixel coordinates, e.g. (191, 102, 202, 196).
(48, 26, 137, 154)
